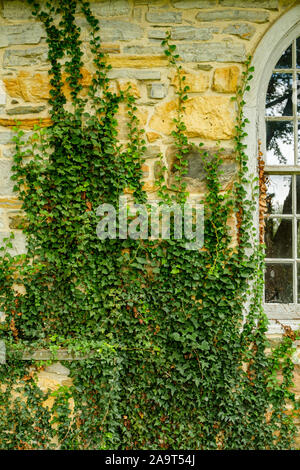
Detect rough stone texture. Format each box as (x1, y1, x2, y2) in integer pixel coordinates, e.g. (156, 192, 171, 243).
(4, 69, 92, 102)
(196, 9, 270, 23)
(3, 47, 48, 67)
(108, 69, 161, 80)
(108, 56, 168, 68)
(144, 145, 161, 159)
(171, 69, 210, 92)
(0, 231, 26, 255)
(213, 66, 240, 93)
(117, 79, 141, 98)
(0, 160, 15, 196)
(0, 132, 14, 145)
(6, 105, 46, 115)
(223, 23, 256, 40)
(146, 8, 182, 24)
(167, 147, 237, 192)
(2, 0, 34, 19)
(98, 20, 143, 42)
(149, 26, 218, 41)
(0, 198, 22, 209)
(90, 0, 131, 16)
(172, 0, 217, 7)
(8, 213, 26, 230)
(146, 132, 160, 143)
(0, 117, 52, 129)
(176, 43, 246, 63)
(0, 24, 44, 48)
(219, 0, 279, 9)
(149, 96, 235, 140)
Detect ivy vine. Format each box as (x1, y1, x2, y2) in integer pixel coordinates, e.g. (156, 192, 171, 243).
(0, 0, 299, 450)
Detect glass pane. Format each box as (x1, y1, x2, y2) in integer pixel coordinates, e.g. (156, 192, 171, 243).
(297, 38, 300, 69)
(266, 121, 294, 165)
(265, 263, 293, 303)
(265, 218, 292, 258)
(266, 73, 293, 117)
(275, 44, 292, 69)
(298, 74, 300, 116)
(298, 221, 300, 259)
(297, 264, 300, 303)
(266, 175, 292, 215)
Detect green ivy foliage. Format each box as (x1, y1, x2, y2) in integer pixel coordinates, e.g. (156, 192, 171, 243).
(0, 0, 299, 450)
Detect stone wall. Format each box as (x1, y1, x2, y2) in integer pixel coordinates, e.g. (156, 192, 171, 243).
(0, 0, 300, 447)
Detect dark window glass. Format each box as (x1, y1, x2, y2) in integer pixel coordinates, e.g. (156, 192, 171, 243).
(266, 73, 293, 117)
(265, 263, 293, 303)
(275, 44, 292, 69)
(265, 218, 292, 258)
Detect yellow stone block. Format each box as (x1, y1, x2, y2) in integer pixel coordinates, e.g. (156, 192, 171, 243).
(146, 132, 160, 143)
(107, 55, 168, 68)
(0, 117, 52, 129)
(117, 79, 141, 99)
(171, 69, 210, 93)
(149, 96, 235, 140)
(213, 66, 240, 93)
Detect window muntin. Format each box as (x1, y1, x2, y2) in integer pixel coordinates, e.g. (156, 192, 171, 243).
(265, 37, 300, 307)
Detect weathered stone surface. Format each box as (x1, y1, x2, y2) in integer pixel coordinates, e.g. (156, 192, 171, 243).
(149, 26, 218, 41)
(150, 83, 167, 99)
(117, 79, 141, 98)
(223, 23, 256, 40)
(0, 232, 26, 255)
(213, 66, 240, 93)
(3, 47, 48, 67)
(146, 132, 160, 143)
(168, 147, 236, 192)
(0, 198, 22, 209)
(6, 105, 46, 115)
(144, 145, 161, 159)
(146, 8, 182, 24)
(44, 363, 70, 376)
(0, 24, 44, 48)
(8, 213, 27, 230)
(0, 117, 52, 129)
(149, 96, 235, 140)
(123, 45, 164, 55)
(172, 0, 217, 7)
(108, 69, 161, 80)
(171, 69, 210, 92)
(98, 20, 143, 42)
(219, 0, 278, 9)
(4, 69, 92, 102)
(2, 0, 34, 19)
(196, 9, 269, 23)
(108, 55, 168, 68)
(0, 160, 16, 197)
(176, 43, 246, 63)
(0, 132, 14, 145)
(90, 0, 130, 16)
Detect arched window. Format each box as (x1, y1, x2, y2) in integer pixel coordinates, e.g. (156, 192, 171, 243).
(243, 6, 300, 330)
(264, 37, 300, 312)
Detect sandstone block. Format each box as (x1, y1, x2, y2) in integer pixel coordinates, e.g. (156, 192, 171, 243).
(117, 79, 141, 98)
(144, 145, 161, 159)
(6, 105, 46, 115)
(98, 20, 143, 42)
(146, 132, 160, 143)
(171, 69, 210, 92)
(108, 56, 168, 68)
(0, 160, 15, 196)
(213, 66, 240, 93)
(2, 0, 33, 19)
(149, 96, 235, 140)
(0, 231, 26, 255)
(149, 26, 218, 41)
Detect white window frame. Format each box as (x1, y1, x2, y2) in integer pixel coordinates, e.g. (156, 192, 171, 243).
(243, 6, 300, 334)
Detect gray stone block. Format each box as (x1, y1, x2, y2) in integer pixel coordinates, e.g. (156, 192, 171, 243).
(4, 47, 48, 67)
(99, 20, 143, 41)
(108, 69, 161, 80)
(150, 83, 167, 99)
(146, 8, 182, 24)
(196, 9, 269, 23)
(149, 26, 218, 41)
(176, 42, 246, 62)
(144, 145, 161, 159)
(0, 232, 27, 255)
(219, 0, 278, 9)
(0, 160, 15, 196)
(0, 24, 45, 48)
(7, 105, 46, 115)
(223, 23, 256, 40)
(172, 0, 217, 8)
(2, 0, 34, 19)
(90, 0, 130, 16)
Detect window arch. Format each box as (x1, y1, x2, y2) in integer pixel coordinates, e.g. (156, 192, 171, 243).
(243, 6, 300, 331)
